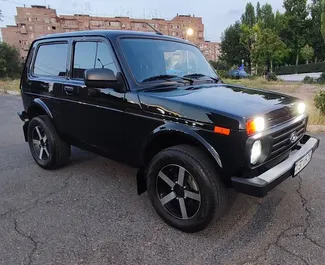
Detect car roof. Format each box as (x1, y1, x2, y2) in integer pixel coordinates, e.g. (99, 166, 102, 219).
(36, 30, 189, 44)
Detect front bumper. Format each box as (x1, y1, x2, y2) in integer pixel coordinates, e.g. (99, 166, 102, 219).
(232, 135, 319, 197)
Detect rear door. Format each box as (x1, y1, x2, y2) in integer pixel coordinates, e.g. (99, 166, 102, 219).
(24, 39, 70, 129)
(60, 37, 126, 156)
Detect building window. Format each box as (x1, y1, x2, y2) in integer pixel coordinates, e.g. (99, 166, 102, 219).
(132, 22, 144, 28)
(47, 26, 51, 31)
(109, 21, 120, 27)
(52, 26, 56, 30)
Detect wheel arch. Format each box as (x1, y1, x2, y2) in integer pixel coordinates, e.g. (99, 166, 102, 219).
(22, 99, 54, 142)
(27, 98, 53, 120)
(142, 127, 223, 169)
(136, 123, 224, 195)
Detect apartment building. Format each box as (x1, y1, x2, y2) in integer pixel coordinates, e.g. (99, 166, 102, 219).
(1, 5, 221, 61)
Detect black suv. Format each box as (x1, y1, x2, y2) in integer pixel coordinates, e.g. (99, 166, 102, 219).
(18, 30, 319, 232)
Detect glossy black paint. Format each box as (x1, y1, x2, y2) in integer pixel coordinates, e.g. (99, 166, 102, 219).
(20, 30, 305, 184)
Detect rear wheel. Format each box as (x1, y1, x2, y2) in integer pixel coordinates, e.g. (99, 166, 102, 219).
(28, 115, 70, 169)
(147, 145, 227, 232)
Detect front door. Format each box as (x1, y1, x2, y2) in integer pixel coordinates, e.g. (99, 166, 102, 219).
(61, 37, 125, 157)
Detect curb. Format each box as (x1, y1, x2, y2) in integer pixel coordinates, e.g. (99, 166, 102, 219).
(307, 125, 325, 133)
(0, 89, 21, 96)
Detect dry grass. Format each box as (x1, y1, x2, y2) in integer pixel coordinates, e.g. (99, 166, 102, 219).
(224, 77, 325, 125)
(0, 79, 20, 92)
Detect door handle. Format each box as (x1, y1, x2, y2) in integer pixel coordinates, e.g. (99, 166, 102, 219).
(64, 86, 74, 95)
(40, 83, 49, 89)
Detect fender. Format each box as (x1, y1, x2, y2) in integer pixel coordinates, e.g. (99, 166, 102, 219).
(136, 122, 223, 195)
(142, 122, 223, 168)
(27, 98, 53, 119)
(19, 99, 53, 142)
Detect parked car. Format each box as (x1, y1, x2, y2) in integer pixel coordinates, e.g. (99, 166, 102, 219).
(228, 69, 249, 79)
(18, 30, 319, 232)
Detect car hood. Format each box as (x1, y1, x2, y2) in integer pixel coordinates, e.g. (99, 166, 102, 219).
(138, 84, 300, 130)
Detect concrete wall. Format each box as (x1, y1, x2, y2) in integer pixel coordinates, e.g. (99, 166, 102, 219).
(278, 72, 322, 82)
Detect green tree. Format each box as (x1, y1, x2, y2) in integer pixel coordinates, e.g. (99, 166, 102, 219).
(253, 28, 288, 72)
(0, 42, 22, 78)
(240, 3, 257, 72)
(260, 3, 275, 29)
(241, 3, 256, 28)
(308, 0, 325, 62)
(220, 22, 250, 67)
(274, 10, 286, 34)
(283, 0, 308, 66)
(301, 44, 315, 64)
(256, 2, 262, 21)
(322, 0, 325, 43)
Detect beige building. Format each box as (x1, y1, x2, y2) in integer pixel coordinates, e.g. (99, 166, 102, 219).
(1, 5, 221, 61)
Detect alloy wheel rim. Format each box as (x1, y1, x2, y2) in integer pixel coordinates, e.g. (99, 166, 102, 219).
(156, 164, 201, 220)
(32, 126, 50, 161)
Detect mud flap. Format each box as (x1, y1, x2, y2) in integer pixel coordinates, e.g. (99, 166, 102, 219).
(137, 167, 147, 195)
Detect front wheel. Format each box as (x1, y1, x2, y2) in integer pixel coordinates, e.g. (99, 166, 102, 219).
(147, 145, 227, 233)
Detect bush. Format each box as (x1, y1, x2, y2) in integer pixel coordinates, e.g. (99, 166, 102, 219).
(0, 42, 23, 78)
(209, 60, 229, 71)
(266, 72, 278, 81)
(303, 76, 317, 84)
(318, 72, 325, 84)
(275, 63, 325, 75)
(217, 70, 228, 79)
(314, 91, 325, 115)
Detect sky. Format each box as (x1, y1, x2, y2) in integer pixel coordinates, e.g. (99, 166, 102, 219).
(0, 0, 285, 42)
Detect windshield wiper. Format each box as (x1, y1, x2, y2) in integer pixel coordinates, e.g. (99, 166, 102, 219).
(142, 74, 194, 84)
(183, 73, 219, 83)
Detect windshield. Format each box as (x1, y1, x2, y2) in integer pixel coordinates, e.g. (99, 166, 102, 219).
(120, 38, 218, 83)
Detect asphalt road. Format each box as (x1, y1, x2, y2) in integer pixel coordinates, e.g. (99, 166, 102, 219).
(1, 94, 325, 265)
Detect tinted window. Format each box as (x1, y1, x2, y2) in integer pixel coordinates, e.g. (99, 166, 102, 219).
(120, 38, 217, 82)
(33, 43, 68, 77)
(73, 41, 117, 79)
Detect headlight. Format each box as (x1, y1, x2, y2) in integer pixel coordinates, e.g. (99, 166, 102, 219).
(298, 102, 306, 115)
(251, 140, 262, 165)
(246, 117, 265, 135)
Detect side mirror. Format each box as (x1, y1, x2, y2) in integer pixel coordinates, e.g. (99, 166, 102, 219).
(84, 68, 118, 88)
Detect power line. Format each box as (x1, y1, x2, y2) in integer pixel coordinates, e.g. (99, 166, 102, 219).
(0, 0, 24, 5)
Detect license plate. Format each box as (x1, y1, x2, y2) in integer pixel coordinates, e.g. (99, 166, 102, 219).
(294, 151, 313, 176)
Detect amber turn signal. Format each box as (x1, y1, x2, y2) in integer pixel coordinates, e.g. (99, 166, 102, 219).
(214, 126, 230, 135)
(246, 117, 265, 135)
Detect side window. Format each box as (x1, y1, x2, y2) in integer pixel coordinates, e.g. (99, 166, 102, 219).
(95, 42, 118, 73)
(33, 43, 68, 77)
(72, 41, 118, 79)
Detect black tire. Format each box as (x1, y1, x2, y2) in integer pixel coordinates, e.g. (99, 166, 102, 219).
(27, 115, 70, 169)
(147, 144, 227, 233)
